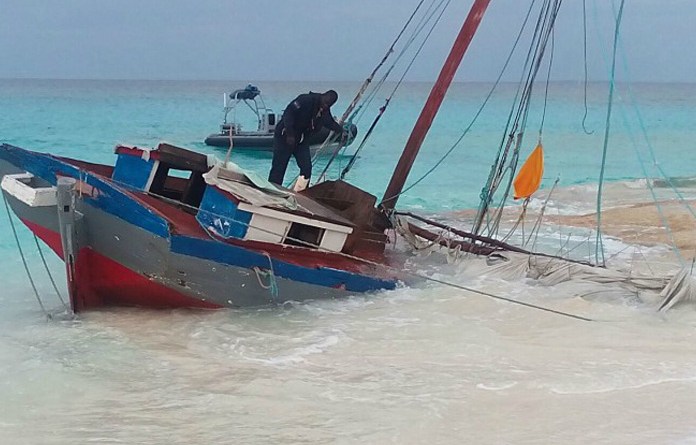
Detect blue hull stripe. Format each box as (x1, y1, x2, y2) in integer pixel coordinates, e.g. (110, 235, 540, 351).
(171, 235, 396, 292)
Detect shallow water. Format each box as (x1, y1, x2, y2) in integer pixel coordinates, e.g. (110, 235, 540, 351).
(3, 266, 696, 444)
(2, 80, 696, 444)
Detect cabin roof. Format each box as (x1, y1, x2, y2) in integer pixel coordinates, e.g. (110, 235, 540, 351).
(206, 170, 355, 228)
(115, 142, 213, 173)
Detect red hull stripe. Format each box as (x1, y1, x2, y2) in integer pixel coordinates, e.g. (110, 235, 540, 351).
(21, 219, 222, 311)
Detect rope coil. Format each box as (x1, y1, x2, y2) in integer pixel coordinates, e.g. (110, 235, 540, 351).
(252, 252, 279, 301)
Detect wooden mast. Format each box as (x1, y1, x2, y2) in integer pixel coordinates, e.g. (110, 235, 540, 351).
(380, 0, 491, 212)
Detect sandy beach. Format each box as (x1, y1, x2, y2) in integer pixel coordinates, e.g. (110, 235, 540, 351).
(450, 180, 696, 265)
(553, 199, 696, 259)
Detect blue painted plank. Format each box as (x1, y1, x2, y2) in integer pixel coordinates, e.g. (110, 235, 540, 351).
(171, 235, 396, 293)
(112, 154, 155, 190)
(196, 186, 251, 239)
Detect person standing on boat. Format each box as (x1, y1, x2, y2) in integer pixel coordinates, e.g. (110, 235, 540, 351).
(268, 90, 346, 190)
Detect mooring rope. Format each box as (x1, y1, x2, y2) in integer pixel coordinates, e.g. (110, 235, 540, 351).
(418, 273, 593, 322)
(32, 234, 69, 310)
(2, 194, 50, 318)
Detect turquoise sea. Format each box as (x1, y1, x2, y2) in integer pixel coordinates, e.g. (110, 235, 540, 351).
(3, 79, 696, 210)
(2, 79, 696, 444)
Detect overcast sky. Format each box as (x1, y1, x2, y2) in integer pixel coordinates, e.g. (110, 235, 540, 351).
(0, 1, 694, 82)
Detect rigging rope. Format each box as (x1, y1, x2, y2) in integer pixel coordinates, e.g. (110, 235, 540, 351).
(303, 0, 431, 181)
(581, 0, 594, 135)
(584, 0, 686, 269)
(617, 108, 685, 266)
(587, 0, 690, 267)
(378, 0, 540, 202)
(486, 3, 561, 237)
(318, 0, 453, 182)
(539, 28, 554, 136)
(348, 0, 448, 128)
(609, 1, 695, 265)
(473, 0, 563, 239)
(594, 0, 625, 267)
(472, 0, 558, 236)
(495, 2, 561, 216)
(339, 102, 389, 180)
(309, 0, 437, 169)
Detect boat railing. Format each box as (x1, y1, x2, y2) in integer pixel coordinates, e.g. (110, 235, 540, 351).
(221, 87, 275, 133)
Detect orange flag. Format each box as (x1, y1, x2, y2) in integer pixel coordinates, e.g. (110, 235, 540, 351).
(513, 143, 544, 200)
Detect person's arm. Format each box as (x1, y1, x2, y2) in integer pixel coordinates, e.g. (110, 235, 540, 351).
(322, 110, 344, 134)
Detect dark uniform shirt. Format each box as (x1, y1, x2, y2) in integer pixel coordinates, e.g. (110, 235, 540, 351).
(276, 92, 343, 143)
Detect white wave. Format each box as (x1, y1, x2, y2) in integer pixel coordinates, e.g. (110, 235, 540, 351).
(476, 381, 518, 391)
(241, 332, 342, 367)
(548, 375, 696, 395)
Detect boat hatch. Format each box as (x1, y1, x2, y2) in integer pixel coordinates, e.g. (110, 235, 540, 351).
(1, 172, 57, 207)
(112, 143, 210, 209)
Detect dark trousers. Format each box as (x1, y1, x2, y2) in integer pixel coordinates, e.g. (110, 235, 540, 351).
(268, 133, 312, 186)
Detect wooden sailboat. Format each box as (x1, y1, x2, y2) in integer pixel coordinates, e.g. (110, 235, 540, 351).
(0, 0, 492, 312)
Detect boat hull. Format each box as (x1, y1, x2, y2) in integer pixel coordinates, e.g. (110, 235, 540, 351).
(204, 124, 358, 156)
(0, 147, 396, 312)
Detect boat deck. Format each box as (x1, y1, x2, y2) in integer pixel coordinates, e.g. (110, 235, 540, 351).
(54, 150, 394, 275)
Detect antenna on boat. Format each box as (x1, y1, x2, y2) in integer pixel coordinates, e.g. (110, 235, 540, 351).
(379, 0, 491, 214)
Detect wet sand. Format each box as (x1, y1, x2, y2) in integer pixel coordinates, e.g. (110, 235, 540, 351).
(448, 180, 696, 263)
(551, 199, 696, 259)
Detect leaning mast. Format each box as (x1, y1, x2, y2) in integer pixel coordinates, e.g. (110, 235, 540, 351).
(380, 0, 491, 213)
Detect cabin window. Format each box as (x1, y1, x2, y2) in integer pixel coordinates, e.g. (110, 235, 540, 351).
(284, 222, 324, 248)
(150, 165, 206, 210)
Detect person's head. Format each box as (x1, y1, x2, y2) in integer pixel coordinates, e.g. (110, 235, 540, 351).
(320, 90, 338, 110)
